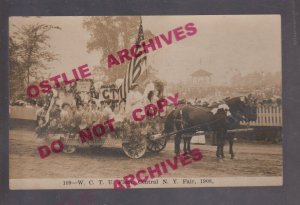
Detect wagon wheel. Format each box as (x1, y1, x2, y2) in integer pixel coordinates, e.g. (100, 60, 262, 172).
(63, 145, 77, 153)
(61, 133, 77, 153)
(122, 136, 147, 159)
(147, 137, 167, 152)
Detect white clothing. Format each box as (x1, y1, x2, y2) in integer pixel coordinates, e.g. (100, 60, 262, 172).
(125, 90, 143, 117)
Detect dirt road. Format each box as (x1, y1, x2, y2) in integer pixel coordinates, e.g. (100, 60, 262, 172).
(9, 129, 282, 179)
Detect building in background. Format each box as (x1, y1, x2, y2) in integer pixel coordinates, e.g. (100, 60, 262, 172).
(190, 69, 212, 87)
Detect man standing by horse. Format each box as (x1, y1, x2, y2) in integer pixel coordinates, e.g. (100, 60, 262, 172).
(163, 96, 257, 161)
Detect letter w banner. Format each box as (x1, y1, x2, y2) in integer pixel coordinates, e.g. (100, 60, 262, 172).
(118, 17, 147, 103)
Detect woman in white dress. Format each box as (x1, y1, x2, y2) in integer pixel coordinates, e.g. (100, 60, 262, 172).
(124, 83, 143, 121)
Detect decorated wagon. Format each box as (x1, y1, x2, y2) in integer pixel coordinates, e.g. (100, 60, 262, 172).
(36, 79, 171, 158)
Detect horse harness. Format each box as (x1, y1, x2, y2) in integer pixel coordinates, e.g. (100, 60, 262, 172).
(172, 105, 239, 135)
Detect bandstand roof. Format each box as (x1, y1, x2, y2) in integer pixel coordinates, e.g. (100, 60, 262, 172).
(191, 69, 212, 77)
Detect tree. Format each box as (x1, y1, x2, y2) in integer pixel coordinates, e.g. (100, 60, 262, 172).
(9, 37, 24, 100)
(83, 16, 154, 82)
(9, 23, 61, 99)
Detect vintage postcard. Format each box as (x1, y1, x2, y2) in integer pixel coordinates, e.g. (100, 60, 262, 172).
(9, 15, 282, 189)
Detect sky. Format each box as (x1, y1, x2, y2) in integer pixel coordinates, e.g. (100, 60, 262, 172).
(9, 15, 281, 85)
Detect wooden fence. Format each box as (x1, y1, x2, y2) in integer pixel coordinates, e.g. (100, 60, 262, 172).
(9, 106, 38, 120)
(241, 105, 282, 127)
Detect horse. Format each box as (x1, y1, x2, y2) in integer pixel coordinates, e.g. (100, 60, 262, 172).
(163, 96, 257, 161)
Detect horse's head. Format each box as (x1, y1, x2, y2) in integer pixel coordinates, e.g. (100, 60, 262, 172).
(226, 96, 257, 122)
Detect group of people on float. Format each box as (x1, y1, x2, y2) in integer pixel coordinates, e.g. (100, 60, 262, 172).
(35, 80, 165, 138)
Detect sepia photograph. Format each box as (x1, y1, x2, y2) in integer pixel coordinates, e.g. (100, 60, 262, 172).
(8, 15, 282, 189)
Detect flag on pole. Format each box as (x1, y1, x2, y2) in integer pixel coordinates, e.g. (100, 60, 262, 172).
(118, 17, 147, 103)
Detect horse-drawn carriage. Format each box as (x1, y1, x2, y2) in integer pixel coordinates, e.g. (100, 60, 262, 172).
(43, 117, 169, 159)
(36, 77, 257, 160)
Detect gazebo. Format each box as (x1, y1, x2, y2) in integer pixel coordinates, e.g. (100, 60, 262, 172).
(190, 69, 212, 87)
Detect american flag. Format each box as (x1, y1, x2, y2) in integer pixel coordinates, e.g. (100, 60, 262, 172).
(118, 17, 147, 103)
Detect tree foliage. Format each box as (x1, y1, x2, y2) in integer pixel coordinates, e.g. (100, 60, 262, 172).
(9, 23, 61, 99)
(83, 16, 154, 82)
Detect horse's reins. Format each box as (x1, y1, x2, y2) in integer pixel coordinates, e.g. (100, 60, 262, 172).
(168, 108, 227, 137)
(168, 99, 250, 137)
